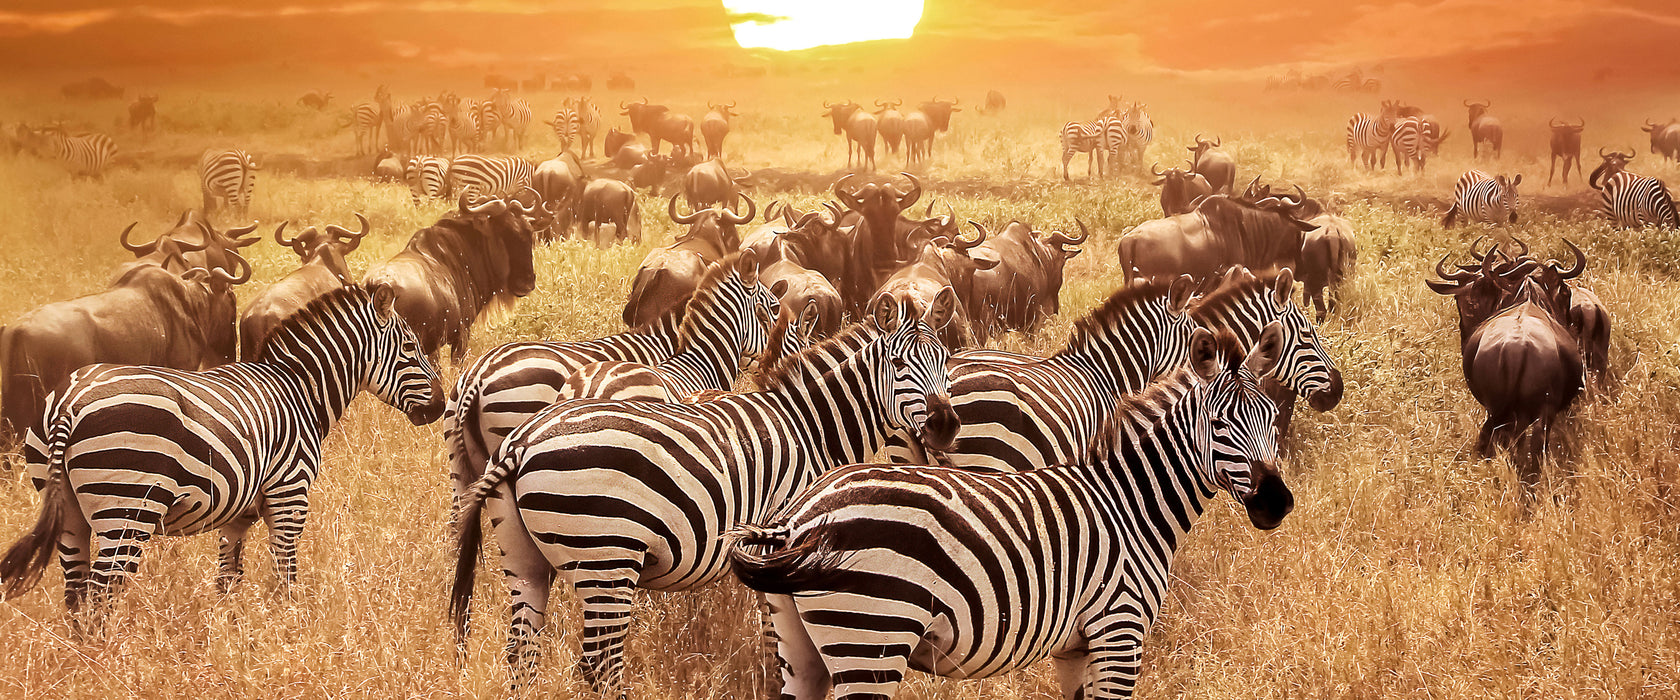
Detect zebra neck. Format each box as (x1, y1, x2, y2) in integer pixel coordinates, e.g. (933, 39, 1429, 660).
(1092, 388, 1217, 576)
(663, 308, 747, 392)
(1057, 304, 1172, 396)
(260, 333, 367, 432)
(778, 344, 890, 467)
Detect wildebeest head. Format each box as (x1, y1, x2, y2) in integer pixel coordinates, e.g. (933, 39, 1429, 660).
(1464, 99, 1491, 123)
(916, 220, 1001, 301)
(1427, 248, 1541, 342)
(1032, 221, 1088, 316)
(620, 98, 667, 133)
(918, 97, 960, 132)
(458, 192, 539, 297)
(669, 192, 757, 252)
(706, 101, 738, 121)
(1588, 147, 1636, 190)
(182, 252, 254, 366)
(1187, 133, 1221, 162)
(275, 213, 369, 285)
(120, 221, 210, 273)
(822, 100, 861, 135)
(1152, 162, 1215, 216)
(1522, 238, 1585, 316)
(1549, 118, 1585, 151)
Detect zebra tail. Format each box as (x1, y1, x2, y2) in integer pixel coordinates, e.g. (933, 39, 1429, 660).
(1441, 204, 1459, 228)
(448, 453, 516, 645)
(725, 523, 848, 596)
(0, 411, 71, 599)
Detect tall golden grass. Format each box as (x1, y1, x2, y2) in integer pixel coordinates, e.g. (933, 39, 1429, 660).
(0, 74, 1677, 698)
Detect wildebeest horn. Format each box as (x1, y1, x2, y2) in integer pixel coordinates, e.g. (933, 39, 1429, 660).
(1468, 235, 1491, 261)
(1574, 118, 1585, 128)
(723, 193, 757, 225)
(1435, 254, 1475, 282)
(459, 192, 506, 215)
(119, 222, 152, 254)
(896, 172, 922, 209)
(1151, 161, 1164, 176)
(792, 211, 823, 229)
(1051, 219, 1090, 247)
(226, 222, 261, 241)
(833, 174, 863, 210)
(325, 213, 371, 243)
(1504, 236, 1530, 260)
(1550, 117, 1564, 129)
(956, 221, 988, 250)
(1192, 132, 1203, 147)
(219, 252, 253, 285)
(1552, 239, 1585, 279)
(1243, 175, 1262, 198)
(1493, 259, 1539, 290)
(1211, 136, 1221, 147)
(274, 220, 300, 249)
(669, 194, 701, 225)
(822, 100, 833, 109)
(820, 201, 842, 226)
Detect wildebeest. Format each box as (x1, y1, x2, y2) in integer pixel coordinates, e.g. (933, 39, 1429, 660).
(1428, 253, 1581, 483)
(822, 100, 877, 171)
(621, 99, 694, 156)
(362, 194, 538, 362)
(1187, 134, 1236, 194)
(983, 89, 1006, 113)
(604, 128, 635, 161)
(875, 100, 906, 154)
(701, 101, 736, 160)
(532, 153, 585, 242)
(833, 172, 922, 311)
(683, 158, 747, 209)
(1464, 100, 1504, 159)
(297, 90, 333, 111)
(1117, 191, 1317, 283)
(607, 73, 635, 91)
(1298, 213, 1358, 320)
(115, 210, 263, 281)
(239, 215, 369, 359)
(1511, 239, 1611, 393)
(1642, 119, 1680, 161)
(1547, 118, 1585, 186)
(763, 259, 844, 338)
(1, 253, 249, 445)
(902, 110, 933, 167)
(871, 224, 994, 347)
(1152, 162, 1215, 216)
(128, 94, 158, 133)
(622, 195, 757, 327)
(967, 220, 1086, 341)
(576, 178, 640, 248)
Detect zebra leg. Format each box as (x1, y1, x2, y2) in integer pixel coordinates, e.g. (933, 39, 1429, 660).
(803, 618, 918, 700)
(81, 501, 164, 634)
(566, 562, 643, 699)
(1051, 651, 1091, 700)
(485, 484, 556, 693)
(216, 516, 257, 594)
(56, 503, 94, 614)
(763, 593, 829, 700)
(260, 487, 312, 596)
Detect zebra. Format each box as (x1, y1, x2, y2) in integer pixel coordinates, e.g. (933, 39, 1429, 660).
(559, 252, 779, 402)
(573, 96, 601, 158)
(547, 106, 577, 152)
(351, 102, 382, 155)
(27, 127, 117, 178)
(403, 155, 451, 204)
(416, 102, 449, 155)
(882, 269, 1340, 472)
(199, 148, 258, 215)
(725, 326, 1292, 700)
(0, 285, 443, 627)
(1388, 117, 1430, 175)
(448, 299, 959, 697)
(447, 154, 534, 199)
(1589, 153, 1679, 228)
(1442, 170, 1523, 227)
(445, 96, 480, 155)
(491, 90, 532, 150)
(1113, 102, 1153, 172)
(1059, 120, 1105, 181)
(386, 103, 416, 155)
(474, 99, 500, 147)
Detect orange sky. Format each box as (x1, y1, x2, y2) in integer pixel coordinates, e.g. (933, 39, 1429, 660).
(2, 0, 1677, 89)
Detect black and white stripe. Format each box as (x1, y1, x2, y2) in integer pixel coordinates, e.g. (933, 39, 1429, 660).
(449, 303, 954, 696)
(548, 106, 577, 152)
(447, 154, 534, 199)
(352, 103, 382, 156)
(725, 327, 1291, 700)
(1059, 120, 1105, 181)
(199, 148, 258, 215)
(1442, 169, 1522, 227)
(29, 127, 117, 177)
(0, 285, 442, 620)
(1345, 112, 1392, 169)
(1593, 170, 1678, 229)
(1388, 117, 1429, 175)
(403, 156, 451, 204)
(573, 97, 601, 158)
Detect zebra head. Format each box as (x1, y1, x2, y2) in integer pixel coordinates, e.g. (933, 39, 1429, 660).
(871, 292, 959, 453)
(1152, 275, 1201, 376)
(1192, 324, 1292, 530)
(714, 251, 780, 363)
(1494, 174, 1522, 223)
(1261, 269, 1343, 411)
(363, 284, 445, 425)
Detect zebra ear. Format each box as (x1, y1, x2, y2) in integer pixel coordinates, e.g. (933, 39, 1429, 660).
(1273, 268, 1295, 305)
(770, 279, 789, 297)
(924, 286, 958, 331)
(735, 250, 760, 286)
(1244, 321, 1286, 375)
(1189, 328, 1219, 380)
(1510, 173, 1523, 186)
(1168, 274, 1195, 314)
(798, 302, 820, 342)
(871, 295, 901, 333)
(370, 283, 397, 320)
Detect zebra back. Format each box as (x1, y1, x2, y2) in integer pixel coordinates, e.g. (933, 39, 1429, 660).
(199, 149, 258, 213)
(448, 154, 533, 198)
(1597, 171, 1680, 228)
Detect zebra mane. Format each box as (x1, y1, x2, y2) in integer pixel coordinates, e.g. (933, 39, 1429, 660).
(1187, 270, 1281, 322)
(755, 319, 878, 391)
(1084, 328, 1244, 460)
(255, 284, 373, 362)
(1054, 278, 1174, 359)
(675, 251, 749, 346)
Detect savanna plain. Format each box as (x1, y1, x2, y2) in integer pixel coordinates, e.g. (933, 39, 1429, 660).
(0, 71, 1677, 698)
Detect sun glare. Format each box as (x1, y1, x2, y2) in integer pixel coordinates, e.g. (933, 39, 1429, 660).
(725, 0, 924, 51)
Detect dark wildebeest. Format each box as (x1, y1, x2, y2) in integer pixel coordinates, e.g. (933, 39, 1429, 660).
(1464, 100, 1504, 159)
(115, 211, 263, 283)
(576, 178, 640, 248)
(1642, 119, 1680, 161)
(1117, 190, 1318, 284)
(239, 214, 370, 359)
(871, 224, 992, 348)
(875, 100, 906, 154)
(823, 100, 877, 171)
(621, 99, 695, 156)
(622, 195, 757, 327)
(1298, 213, 1357, 321)
(833, 172, 923, 312)
(1187, 134, 1236, 194)
(683, 158, 747, 210)
(362, 194, 538, 363)
(763, 258, 844, 338)
(918, 97, 960, 143)
(128, 94, 158, 133)
(983, 89, 1006, 114)
(902, 110, 933, 167)
(1151, 162, 1215, 216)
(1547, 118, 1585, 186)
(967, 220, 1086, 342)
(701, 102, 736, 160)
(607, 73, 635, 91)
(0, 254, 250, 447)
(604, 128, 635, 161)
(533, 152, 585, 242)
(297, 90, 333, 111)
(1428, 253, 1581, 484)
(1514, 239, 1610, 394)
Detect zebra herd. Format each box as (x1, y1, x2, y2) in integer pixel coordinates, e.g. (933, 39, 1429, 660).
(352, 85, 561, 158)
(1059, 96, 1156, 181)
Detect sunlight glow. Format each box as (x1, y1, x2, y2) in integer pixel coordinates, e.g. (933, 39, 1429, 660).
(725, 0, 924, 51)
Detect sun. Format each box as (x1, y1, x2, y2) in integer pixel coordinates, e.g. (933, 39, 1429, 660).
(725, 0, 925, 51)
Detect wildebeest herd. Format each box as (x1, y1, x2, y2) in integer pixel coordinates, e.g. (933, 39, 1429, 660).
(0, 80, 1672, 700)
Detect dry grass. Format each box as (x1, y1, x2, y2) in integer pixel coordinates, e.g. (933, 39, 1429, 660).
(0, 73, 1678, 699)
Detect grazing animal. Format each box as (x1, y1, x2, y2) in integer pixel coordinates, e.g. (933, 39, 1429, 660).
(449, 299, 959, 697)
(25, 126, 117, 178)
(725, 326, 1291, 700)
(128, 94, 157, 133)
(983, 88, 1006, 113)
(832, 172, 923, 312)
(1059, 120, 1105, 181)
(701, 101, 737, 159)
(447, 154, 534, 199)
(822, 101, 877, 171)
(1298, 213, 1358, 320)
(492, 90, 533, 151)
(238, 215, 370, 360)
(1388, 117, 1436, 175)
(683, 158, 746, 209)
(1345, 102, 1398, 169)
(1464, 100, 1504, 159)
(916, 97, 961, 161)
(1151, 162, 1215, 216)
(967, 220, 1087, 338)
(352, 101, 383, 156)
(362, 194, 538, 362)
(1187, 134, 1236, 193)
(763, 259, 844, 338)
(875, 100, 906, 154)
(1588, 149, 1678, 229)
(871, 230, 997, 348)
(1110, 101, 1153, 172)
(1547, 118, 1585, 186)
(1640, 119, 1680, 161)
(621, 99, 695, 156)
(1442, 170, 1522, 227)
(297, 90, 333, 111)
(902, 110, 933, 167)
(0, 285, 443, 628)
(403, 155, 451, 203)
(1117, 192, 1318, 282)
(623, 195, 757, 327)
(199, 148, 259, 215)
(572, 97, 601, 158)
(544, 106, 576, 152)
(531, 153, 584, 241)
(576, 178, 641, 247)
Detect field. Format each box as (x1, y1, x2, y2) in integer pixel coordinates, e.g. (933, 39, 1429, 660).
(1, 70, 1679, 698)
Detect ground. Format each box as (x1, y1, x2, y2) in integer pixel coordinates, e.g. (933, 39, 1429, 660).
(0, 73, 1677, 698)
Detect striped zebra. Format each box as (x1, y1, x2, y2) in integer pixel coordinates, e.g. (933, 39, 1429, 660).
(883, 269, 1341, 472)
(447, 154, 534, 199)
(1388, 116, 1441, 175)
(416, 102, 449, 155)
(449, 299, 958, 696)
(1111, 102, 1153, 172)
(1100, 115, 1128, 175)
(547, 106, 577, 152)
(27, 127, 117, 178)
(559, 253, 779, 402)
(403, 155, 451, 204)
(573, 97, 601, 158)
(351, 102, 382, 156)
(386, 103, 416, 155)
(725, 326, 1292, 700)
(446, 98, 480, 155)
(1442, 170, 1523, 227)
(1589, 156, 1679, 228)
(491, 90, 532, 151)
(0, 285, 443, 624)
(474, 99, 500, 147)
(199, 148, 258, 215)
(1059, 120, 1105, 181)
